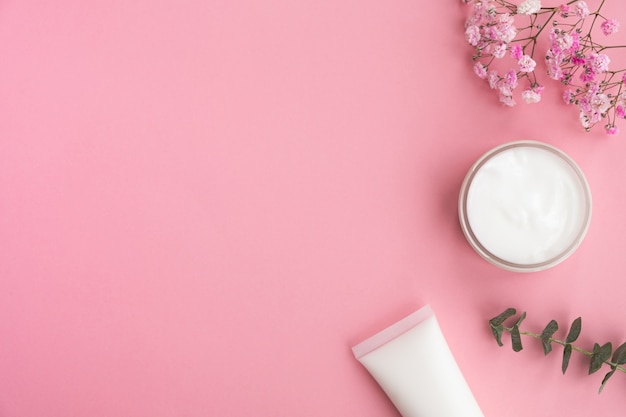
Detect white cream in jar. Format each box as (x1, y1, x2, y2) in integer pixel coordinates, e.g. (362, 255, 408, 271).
(458, 141, 592, 272)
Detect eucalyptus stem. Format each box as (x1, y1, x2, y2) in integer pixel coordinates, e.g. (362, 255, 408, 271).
(489, 308, 626, 394)
(502, 326, 626, 374)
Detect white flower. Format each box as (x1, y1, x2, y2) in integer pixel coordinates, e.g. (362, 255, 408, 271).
(488, 70, 499, 89)
(579, 111, 591, 128)
(591, 93, 611, 113)
(575, 1, 590, 18)
(522, 89, 541, 104)
(465, 25, 481, 46)
(473, 62, 488, 79)
(551, 29, 573, 51)
(499, 93, 516, 107)
(517, 0, 541, 15)
(518, 55, 537, 72)
(492, 42, 507, 58)
(500, 26, 518, 43)
(588, 53, 611, 74)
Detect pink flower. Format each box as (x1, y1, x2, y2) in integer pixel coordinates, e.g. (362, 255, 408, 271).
(546, 54, 564, 80)
(562, 71, 573, 84)
(497, 13, 515, 31)
(601, 19, 620, 36)
(575, 1, 590, 18)
(586, 82, 600, 96)
(492, 42, 507, 58)
(616, 92, 626, 117)
(574, 84, 613, 131)
(571, 53, 585, 65)
(588, 53, 610, 73)
(465, 5, 484, 28)
(499, 25, 518, 43)
(465, 25, 481, 46)
(473, 62, 488, 79)
(500, 97, 516, 106)
(580, 68, 595, 82)
(505, 70, 518, 88)
(510, 44, 523, 59)
(591, 93, 611, 114)
(578, 84, 597, 114)
(606, 125, 618, 135)
(499, 12, 513, 22)
(550, 29, 574, 52)
(570, 32, 580, 51)
(518, 55, 536, 72)
(559, 4, 570, 17)
(486, 26, 498, 41)
(522, 89, 541, 103)
(499, 91, 516, 106)
(486, 13, 517, 43)
(488, 70, 499, 89)
(563, 89, 575, 104)
(579, 111, 591, 129)
(499, 83, 513, 97)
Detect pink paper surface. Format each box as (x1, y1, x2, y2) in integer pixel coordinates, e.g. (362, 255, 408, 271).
(2, 1, 626, 416)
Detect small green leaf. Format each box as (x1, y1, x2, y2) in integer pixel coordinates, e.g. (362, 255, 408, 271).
(599, 367, 616, 394)
(562, 343, 573, 374)
(511, 325, 523, 352)
(515, 311, 527, 327)
(611, 342, 626, 365)
(540, 320, 558, 355)
(489, 308, 517, 327)
(540, 320, 558, 338)
(491, 325, 505, 347)
(589, 342, 612, 375)
(565, 317, 582, 343)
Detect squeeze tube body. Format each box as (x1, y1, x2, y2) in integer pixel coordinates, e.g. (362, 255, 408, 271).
(352, 305, 484, 417)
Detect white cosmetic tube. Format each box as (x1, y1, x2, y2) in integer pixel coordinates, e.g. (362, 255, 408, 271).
(352, 305, 484, 417)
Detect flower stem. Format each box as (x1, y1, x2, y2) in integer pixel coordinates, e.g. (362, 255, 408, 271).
(502, 326, 626, 374)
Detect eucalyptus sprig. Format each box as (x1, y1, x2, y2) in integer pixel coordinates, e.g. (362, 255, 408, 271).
(489, 308, 626, 393)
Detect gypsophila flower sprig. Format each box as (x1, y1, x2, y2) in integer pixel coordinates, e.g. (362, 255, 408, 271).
(463, 0, 626, 134)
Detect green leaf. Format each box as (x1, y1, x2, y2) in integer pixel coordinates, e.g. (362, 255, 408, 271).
(540, 320, 558, 355)
(565, 317, 582, 343)
(599, 367, 616, 394)
(491, 325, 505, 347)
(611, 341, 626, 365)
(589, 342, 612, 375)
(562, 343, 573, 374)
(489, 308, 517, 327)
(511, 325, 523, 352)
(515, 311, 527, 327)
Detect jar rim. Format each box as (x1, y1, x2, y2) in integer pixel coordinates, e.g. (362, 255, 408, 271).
(458, 140, 592, 273)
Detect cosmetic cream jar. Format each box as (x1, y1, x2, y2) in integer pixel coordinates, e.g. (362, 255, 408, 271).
(458, 141, 592, 272)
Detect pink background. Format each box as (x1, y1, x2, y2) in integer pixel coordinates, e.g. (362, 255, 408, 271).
(2, 1, 626, 416)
